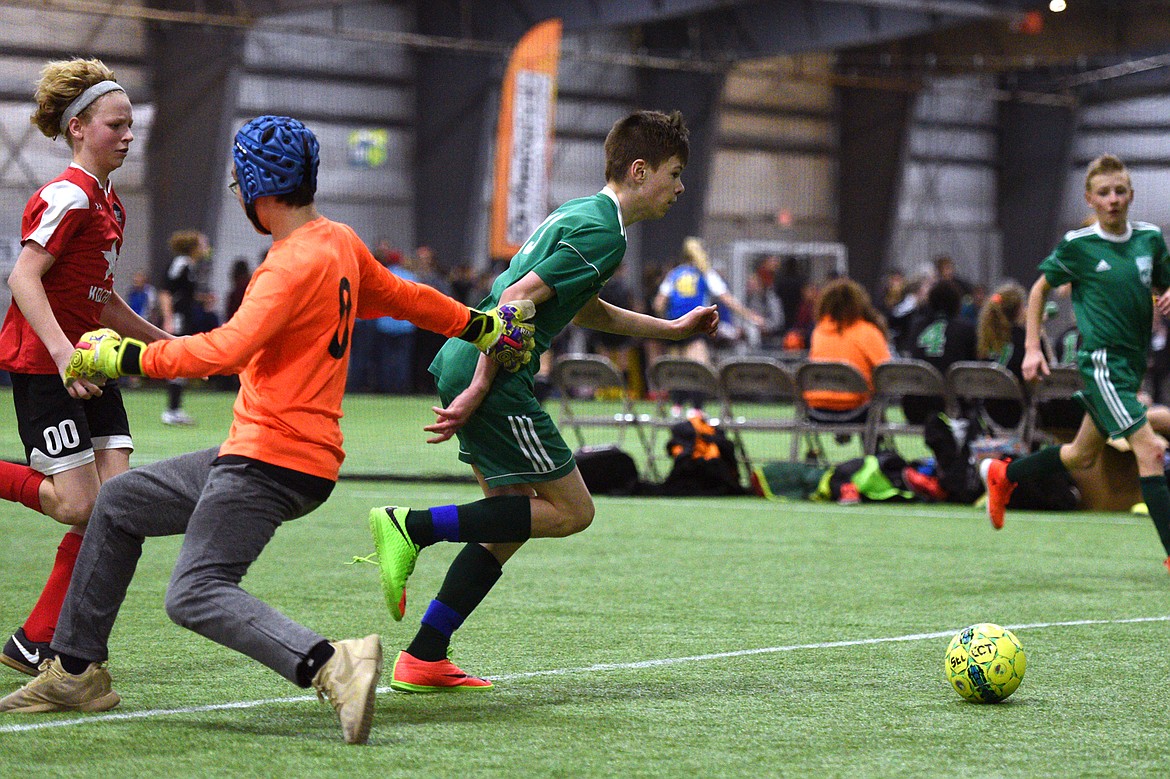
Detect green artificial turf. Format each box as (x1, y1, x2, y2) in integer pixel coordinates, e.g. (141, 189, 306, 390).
(0, 386, 1167, 776)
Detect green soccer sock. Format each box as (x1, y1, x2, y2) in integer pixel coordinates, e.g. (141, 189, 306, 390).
(1138, 476, 1170, 557)
(1005, 445, 1067, 484)
(405, 495, 532, 548)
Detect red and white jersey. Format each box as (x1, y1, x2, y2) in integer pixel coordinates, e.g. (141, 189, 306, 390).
(0, 164, 125, 374)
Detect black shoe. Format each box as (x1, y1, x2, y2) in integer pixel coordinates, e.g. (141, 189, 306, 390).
(0, 627, 55, 676)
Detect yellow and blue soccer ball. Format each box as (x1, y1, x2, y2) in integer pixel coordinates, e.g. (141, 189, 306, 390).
(944, 623, 1026, 703)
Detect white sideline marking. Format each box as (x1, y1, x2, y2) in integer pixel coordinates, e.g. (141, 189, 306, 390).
(2, 615, 1168, 734)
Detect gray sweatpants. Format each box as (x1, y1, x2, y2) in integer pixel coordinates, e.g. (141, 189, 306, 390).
(51, 447, 327, 684)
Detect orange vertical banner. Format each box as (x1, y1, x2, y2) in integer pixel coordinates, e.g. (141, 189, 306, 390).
(489, 18, 562, 260)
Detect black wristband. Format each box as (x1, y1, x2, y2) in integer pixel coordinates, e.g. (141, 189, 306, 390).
(118, 340, 145, 376)
(458, 309, 492, 345)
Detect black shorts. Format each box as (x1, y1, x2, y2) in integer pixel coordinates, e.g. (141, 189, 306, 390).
(10, 373, 133, 475)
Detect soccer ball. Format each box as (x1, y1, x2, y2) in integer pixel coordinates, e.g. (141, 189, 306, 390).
(944, 623, 1026, 703)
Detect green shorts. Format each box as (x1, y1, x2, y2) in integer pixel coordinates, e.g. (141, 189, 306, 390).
(1074, 348, 1147, 439)
(438, 384, 576, 487)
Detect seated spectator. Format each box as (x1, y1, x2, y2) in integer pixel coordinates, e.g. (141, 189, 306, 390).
(889, 264, 935, 355)
(977, 282, 1031, 429)
(902, 279, 977, 424)
(804, 278, 891, 424)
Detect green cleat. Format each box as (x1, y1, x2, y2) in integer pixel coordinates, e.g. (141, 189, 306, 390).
(368, 507, 419, 621)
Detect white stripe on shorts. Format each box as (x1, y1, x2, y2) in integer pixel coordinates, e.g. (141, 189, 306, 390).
(1090, 348, 1133, 430)
(508, 415, 554, 473)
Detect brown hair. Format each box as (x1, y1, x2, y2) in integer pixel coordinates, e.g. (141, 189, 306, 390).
(977, 281, 1025, 358)
(1084, 153, 1129, 191)
(604, 110, 689, 183)
(31, 58, 118, 142)
(814, 278, 887, 336)
(169, 230, 205, 257)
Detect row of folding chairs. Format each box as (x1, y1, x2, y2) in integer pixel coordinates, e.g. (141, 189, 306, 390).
(550, 353, 1083, 481)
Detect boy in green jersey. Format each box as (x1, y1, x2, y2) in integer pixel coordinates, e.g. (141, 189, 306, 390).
(981, 154, 1170, 574)
(366, 110, 720, 690)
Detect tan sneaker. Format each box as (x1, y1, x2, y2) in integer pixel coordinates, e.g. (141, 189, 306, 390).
(0, 657, 120, 713)
(312, 635, 382, 745)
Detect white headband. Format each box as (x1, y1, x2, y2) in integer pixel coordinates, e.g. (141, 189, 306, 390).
(59, 80, 125, 134)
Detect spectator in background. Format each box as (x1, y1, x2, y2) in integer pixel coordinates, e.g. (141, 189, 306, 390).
(126, 270, 158, 326)
(960, 283, 987, 324)
(410, 245, 452, 393)
(653, 236, 765, 365)
(902, 278, 977, 424)
(158, 229, 211, 426)
(448, 263, 478, 306)
(934, 254, 974, 297)
(214, 257, 253, 393)
(804, 278, 891, 425)
(879, 270, 906, 322)
(224, 257, 251, 321)
(744, 255, 785, 350)
(773, 255, 806, 339)
(890, 264, 936, 354)
(372, 248, 416, 394)
(977, 281, 1032, 429)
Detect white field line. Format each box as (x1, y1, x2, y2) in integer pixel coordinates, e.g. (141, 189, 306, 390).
(2, 614, 1168, 734)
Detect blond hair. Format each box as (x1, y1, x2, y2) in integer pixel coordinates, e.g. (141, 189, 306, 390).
(1084, 153, 1129, 191)
(169, 230, 206, 257)
(977, 282, 1025, 358)
(31, 58, 117, 141)
(681, 236, 709, 273)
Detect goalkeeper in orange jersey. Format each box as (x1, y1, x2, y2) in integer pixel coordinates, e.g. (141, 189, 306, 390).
(0, 115, 534, 745)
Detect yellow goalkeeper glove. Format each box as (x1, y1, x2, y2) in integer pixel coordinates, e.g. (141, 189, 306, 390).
(64, 329, 146, 387)
(459, 300, 536, 373)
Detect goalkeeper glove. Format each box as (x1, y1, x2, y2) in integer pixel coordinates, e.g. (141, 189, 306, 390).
(459, 300, 536, 373)
(64, 329, 146, 387)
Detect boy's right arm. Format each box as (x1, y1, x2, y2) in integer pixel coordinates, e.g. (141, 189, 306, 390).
(1022, 275, 1051, 382)
(9, 242, 107, 399)
(424, 271, 554, 443)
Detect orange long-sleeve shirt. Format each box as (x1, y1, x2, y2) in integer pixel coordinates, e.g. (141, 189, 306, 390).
(142, 217, 470, 480)
(803, 316, 891, 411)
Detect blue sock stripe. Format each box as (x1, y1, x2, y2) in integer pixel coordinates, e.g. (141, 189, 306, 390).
(421, 600, 464, 638)
(430, 504, 460, 542)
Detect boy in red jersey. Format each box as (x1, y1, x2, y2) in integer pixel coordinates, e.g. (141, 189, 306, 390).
(0, 58, 171, 676)
(0, 115, 533, 745)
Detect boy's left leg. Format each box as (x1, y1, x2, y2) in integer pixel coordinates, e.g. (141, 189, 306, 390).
(162, 461, 381, 743)
(370, 467, 594, 622)
(383, 469, 594, 692)
(1124, 424, 1170, 568)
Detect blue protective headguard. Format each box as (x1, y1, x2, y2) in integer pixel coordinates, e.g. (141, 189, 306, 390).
(232, 115, 319, 206)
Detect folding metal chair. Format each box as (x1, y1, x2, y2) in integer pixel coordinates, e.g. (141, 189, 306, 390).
(646, 356, 723, 477)
(717, 356, 805, 475)
(550, 354, 654, 469)
(866, 359, 949, 454)
(794, 360, 873, 463)
(945, 361, 1033, 443)
(1028, 365, 1084, 445)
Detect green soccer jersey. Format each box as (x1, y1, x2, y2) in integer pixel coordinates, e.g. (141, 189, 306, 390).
(1039, 221, 1170, 360)
(431, 188, 627, 398)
